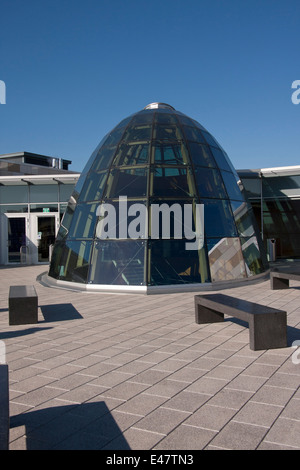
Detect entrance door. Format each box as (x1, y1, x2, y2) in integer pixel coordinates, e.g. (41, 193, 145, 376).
(36, 215, 56, 263)
(7, 216, 27, 263)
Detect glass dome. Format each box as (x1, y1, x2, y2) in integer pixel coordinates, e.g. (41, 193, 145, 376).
(47, 103, 268, 292)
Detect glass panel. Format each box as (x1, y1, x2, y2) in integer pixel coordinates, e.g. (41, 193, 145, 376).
(0, 185, 28, 204)
(240, 237, 265, 275)
(113, 142, 150, 166)
(207, 238, 247, 281)
(122, 124, 152, 142)
(230, 201, 255, 237)
(194, 168, 227, 199)
(183, 126, 206, 143)
(89, 240, 146, 285)
(221, 171, 243, 200)
(0, 204, 28, 213)
(153, 123, 183, 141)
(149, 239, 210, 285)
(68, 203, 98, 238)
(239, 177, 261, 199)
(210, 147, 232, 172)
(130, 111, 154, 125)
(29, 204, 58, 212)
(188, 143, 216, 168)
(78, 171, 107, 202)
(202, 199, 237, 237)
(37, 216, 56, 262)
(90, 146, 118, 172)
(202, 131, 221, 148)
(56, 201, 76, 240)
(59, 184, 75, 202)
(30, 184, 58, 203)
(102, 127, 125, 147)
(7, 217, 26, 263)
(49, 240, 92, 283)
(152, 167, 196, 197)
(154, 112, 178, 124)
(152, 142, 189, 165)
(104, 168, 148, 198)
(263, 175, 300, 199)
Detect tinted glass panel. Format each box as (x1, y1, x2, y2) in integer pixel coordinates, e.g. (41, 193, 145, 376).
(49, 240, 92, 283)
(150, 239, 210, 285)
(240, 237, 265, 275)
(202, 199, 237, 237)
(152, 143, 189, 165)
(102, 127, 125, 147)
(89, 240, 146, 285)
(154, 113, 178, 124)
(90, 146, 117, 172)
(183, 126, 205, 143)
(122, 125, 152, 142)
(0, 185, 28, 204)
(68, 203, 98, 238)
(104, 168, 148, 198)
(194, 168, 227, 199)
(221, 171, 243, 200)
(230, 201, 255, 237)
(202, 131, 220, 148)
(210, 147, 232, 172)
(30, 185, 58, 203)
(207, 237, 246, 281)
(153, 123, 183, 141)
(188, 143, 216, 168)
(152, 167, 195, 197)
(78, 171, 107, 202)
(113, 142, 150, 166)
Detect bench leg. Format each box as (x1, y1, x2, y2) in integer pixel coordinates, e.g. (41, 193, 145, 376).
(271, 276, 289, 290)
(195, 303, 224, 324)
(249, 312, 287, 351)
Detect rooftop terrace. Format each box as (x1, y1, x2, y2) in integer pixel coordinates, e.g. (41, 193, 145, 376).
(0, 265, 299, 450)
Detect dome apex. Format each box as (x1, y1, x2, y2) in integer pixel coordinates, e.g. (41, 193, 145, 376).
(144, 102, 175, 110)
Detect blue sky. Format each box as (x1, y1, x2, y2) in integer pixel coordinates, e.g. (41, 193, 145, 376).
(1, 0, 300, 172)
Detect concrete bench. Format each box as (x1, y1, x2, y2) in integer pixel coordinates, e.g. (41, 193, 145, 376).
(9, 285, 38, 326)
(270, 270, 300, 290)
(0, 365, 9, 450)
(195, 293, 287, 351)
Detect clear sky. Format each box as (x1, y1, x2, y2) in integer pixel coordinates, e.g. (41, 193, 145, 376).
(1, 0, 300, 173)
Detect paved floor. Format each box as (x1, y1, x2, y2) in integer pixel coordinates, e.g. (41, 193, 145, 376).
(0, 265, 300, 450)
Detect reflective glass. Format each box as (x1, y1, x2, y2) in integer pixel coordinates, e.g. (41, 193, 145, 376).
(30, 185, 58, 203)
(0, 204, 28, 213)
(207, 237, 247, 281)
(90, 146, 117, 172)
(153, 123, 183, 141)
(202, 199, 237, 237)
(230, 201, 255, 237)
(221, 171, 243, 200)
(0, 185, 28, 204)
(149, 239, 210, 285)
(122, 124, 152, 142)
(104, 168, 148, 198)
(240, 237, 265, 275)
(152, 167, 196, 197)
(78, 171, 107, 202)
(154, 112, 178, 124)
(49, 240, 92, 283)
(68, 203, 98, 239)
(59, 184, 74, 202)
(102, 127, 125, 147)
(202, 131, 221, 148)
(113, 142, 150, 166)
(239, 176, 261, 199)
(183, 126, 206, 143)
(89, 240, 146, 285)
(194, 168, 227, 199)
(188, 143, 216, 168)
(152, 142, 189, 165)
(210, 147, 232, 172)
(56, 201, 76, 240)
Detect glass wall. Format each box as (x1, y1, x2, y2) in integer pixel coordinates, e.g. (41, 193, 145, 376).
(49, 104, 268, 288)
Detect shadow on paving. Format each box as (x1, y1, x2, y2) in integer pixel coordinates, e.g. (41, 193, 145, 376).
(226, 317, 300, 346)
(10, 402, 131, 450)
(40, 303, 83, 322)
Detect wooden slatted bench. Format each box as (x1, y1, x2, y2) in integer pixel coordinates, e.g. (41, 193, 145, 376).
(0, 364, 9, 450)
(8, 285, 38, 325)
(270, 270, 300, 290)
(194, 293, 287, 351)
